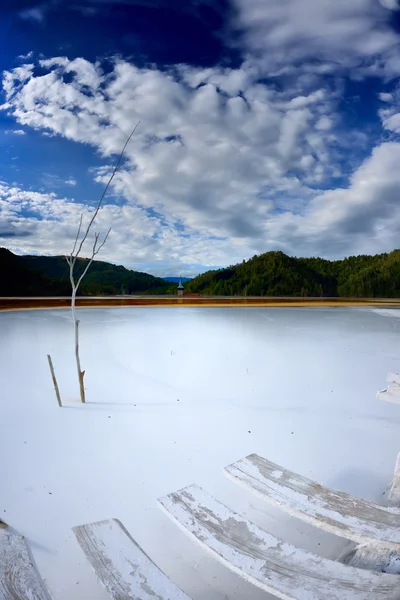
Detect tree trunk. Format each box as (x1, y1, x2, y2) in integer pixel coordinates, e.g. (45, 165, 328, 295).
(71, 288, 85, 403)
(75, 319, 86, 403)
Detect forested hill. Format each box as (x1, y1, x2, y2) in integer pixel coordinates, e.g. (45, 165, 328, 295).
(3, 247, 400, 298)
(0, 248, 174, 296)
(184, 250, 400, 297)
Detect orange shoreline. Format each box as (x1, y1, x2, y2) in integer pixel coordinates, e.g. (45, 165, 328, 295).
(1, 296, 400, 311)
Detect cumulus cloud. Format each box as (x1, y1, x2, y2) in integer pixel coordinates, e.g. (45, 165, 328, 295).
(267, 142, 400, 257)
(0, 180, 248, 275)
(2, 55, 400, 268)
(231, 0, 400, 77)
(2, 138, 400, 272)
(0, 57, 343, 241)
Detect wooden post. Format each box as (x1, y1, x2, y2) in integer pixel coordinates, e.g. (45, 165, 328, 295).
(47, 354, 62, 407)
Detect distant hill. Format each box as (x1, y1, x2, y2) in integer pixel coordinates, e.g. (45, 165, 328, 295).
(0, 248, 174, 296)
(184, 250, 400, 298)
(163, 277, 192, 283)
(3, 247, 400, 298)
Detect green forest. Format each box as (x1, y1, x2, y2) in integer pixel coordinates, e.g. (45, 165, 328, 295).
(185, 249, 400, 297)
(2, 247, 400, 297)
(0, 248, 174, 296)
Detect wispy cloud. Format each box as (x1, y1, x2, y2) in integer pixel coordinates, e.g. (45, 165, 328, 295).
(4, 129, 26, 135)
(18, 6, 45, 22)
(39, 172, 76, 190)
(18, 51, 34, 61)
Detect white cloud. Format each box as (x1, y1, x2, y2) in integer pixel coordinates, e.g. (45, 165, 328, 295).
(0, 180, 245, 276)
(39, 56, 103, 89)
(1, 57, 341, 240)
(379, 0, 400, 9)
(382, 113, 400, 132)
(378, 85, 400, 133)
(4, 129, 26, 135)
(379, 92, 394, 102)
(315, 116, 333, 131)
(2, 138, 400, 271)
(258, 142, 400, 258)
(18, 51, 34, 61)
(231, 0, 400, 77)
(2, 64, 35, 102)
(39, 173, 77, 190)
(2, 56, 400, 268)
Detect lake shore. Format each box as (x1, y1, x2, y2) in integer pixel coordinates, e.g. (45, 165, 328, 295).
(1, 295, 400, 311)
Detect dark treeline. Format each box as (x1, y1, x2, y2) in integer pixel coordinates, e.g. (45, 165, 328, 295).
(185, 250, 400, 297)
(0, 248, 174, 296)
(3, 247, 400, 298)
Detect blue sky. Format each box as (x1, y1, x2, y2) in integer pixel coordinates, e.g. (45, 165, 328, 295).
(1, 0, 400, 276)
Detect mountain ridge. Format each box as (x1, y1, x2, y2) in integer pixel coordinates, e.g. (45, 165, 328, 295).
(184, 249, 400, 298)
(2, 247, 400, 297)
(0, 248, 174, 296)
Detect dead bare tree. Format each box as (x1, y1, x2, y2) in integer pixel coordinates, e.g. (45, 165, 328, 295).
(48, 123, 139, 405)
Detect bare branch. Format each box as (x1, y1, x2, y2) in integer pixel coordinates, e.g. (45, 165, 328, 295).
(68, 256, 76, 292)
(75, 228, 112, 291)
(93, 232, 99, 255)
(64, 124, 138, 403)
(76, 260, 94, 290)
(94, 227, 111, 256)
(73, 121, 139, 260)
(118, 156, 130, 170)
(71, 214, 83, 258)
(76, 259, 94, 291)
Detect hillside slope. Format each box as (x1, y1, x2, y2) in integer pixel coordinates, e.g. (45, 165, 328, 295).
(0, 249, 173, 296)
(185, 250, 400, 297)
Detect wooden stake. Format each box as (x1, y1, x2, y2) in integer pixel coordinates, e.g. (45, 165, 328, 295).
(47, 354, 62, 407)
